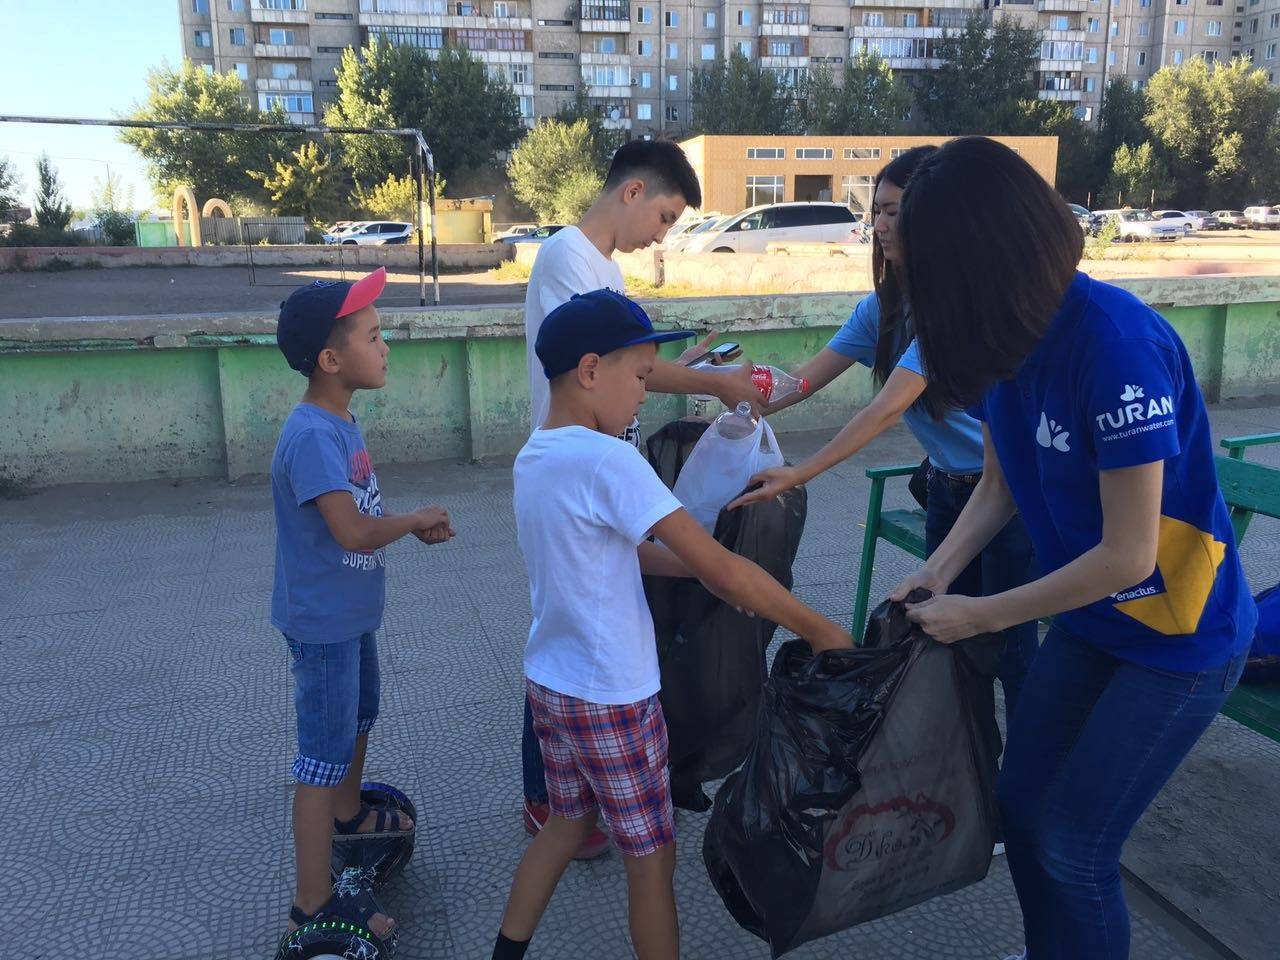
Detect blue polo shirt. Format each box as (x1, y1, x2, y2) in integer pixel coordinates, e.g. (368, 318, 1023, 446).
(827, 293, 985, 475)
(972, 272, 1255, 672)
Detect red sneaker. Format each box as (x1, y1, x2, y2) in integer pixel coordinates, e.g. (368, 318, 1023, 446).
(522, 798, 610, 860)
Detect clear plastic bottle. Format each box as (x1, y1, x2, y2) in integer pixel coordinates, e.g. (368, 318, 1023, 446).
(690, 363, 810, 406)
(713, 401, 759, 439)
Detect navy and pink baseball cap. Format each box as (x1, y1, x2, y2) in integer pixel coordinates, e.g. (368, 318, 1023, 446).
(276, 266, 387, 375)
(536, 288, 695, 380)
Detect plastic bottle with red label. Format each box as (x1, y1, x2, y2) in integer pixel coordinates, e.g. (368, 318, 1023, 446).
(690, 363, 810, 406)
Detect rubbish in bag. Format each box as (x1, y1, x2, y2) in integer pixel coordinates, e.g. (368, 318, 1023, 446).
(672, 404, 784, 531)
(644, 419, 807, 811)
(1242, 583, 1280, 685)
(703, 593, 1001, 957)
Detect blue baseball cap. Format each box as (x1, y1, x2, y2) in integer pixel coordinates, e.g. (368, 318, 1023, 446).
(535, 289, 695, 380)
(276, 267, 387, 375)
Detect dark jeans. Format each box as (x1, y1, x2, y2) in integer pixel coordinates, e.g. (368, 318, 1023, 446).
(998, 628, 1243, 959)
(522, 694, 547, 804)
(925, 469, 1039, 726)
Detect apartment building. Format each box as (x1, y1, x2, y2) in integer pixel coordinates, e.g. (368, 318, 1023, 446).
(178, 0, 1267, 133)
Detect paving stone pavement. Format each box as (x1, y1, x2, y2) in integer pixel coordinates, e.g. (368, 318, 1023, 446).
(3, 403, 1278, 960)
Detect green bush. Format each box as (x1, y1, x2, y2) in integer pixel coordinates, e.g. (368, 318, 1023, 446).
(95, 209, 136, 246)
(0, 223, 86, 247)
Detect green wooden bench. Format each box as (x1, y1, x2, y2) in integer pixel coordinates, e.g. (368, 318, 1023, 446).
(852, 434, 1280, 744)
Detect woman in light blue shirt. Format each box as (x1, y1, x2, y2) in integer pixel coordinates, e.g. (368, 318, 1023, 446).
(733, 145, 1038, 724)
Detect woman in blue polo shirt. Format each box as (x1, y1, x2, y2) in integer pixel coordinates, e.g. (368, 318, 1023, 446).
(890, 137, 1255, 960)
(732, 145, 1038, 725)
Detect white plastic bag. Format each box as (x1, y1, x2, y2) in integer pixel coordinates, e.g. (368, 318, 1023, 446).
(673, 416, 784, 531)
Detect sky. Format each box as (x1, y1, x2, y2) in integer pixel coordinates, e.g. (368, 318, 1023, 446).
(0, 0, 181, 211)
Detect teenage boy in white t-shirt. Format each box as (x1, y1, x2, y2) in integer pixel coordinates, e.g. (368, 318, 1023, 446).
(519, 139, 762, 856)
(492, 289, 852, 960)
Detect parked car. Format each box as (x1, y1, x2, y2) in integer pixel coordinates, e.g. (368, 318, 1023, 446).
(1153, 210, 1197, 235)
(1183, 210, 1221, 231)
(1092, 209, 1182, 242)
(659, 213, 722, 247)
(495, 223, 538, 242)
(322, 220, 370, 243)
(1213, 210, 1249, 229)
(509, 224, 569, 244)
(330, 221, 413, 245)
(1244, 205, 1280, 229)
(682, 202, 860, 254)
(666, 214, 732, 252)
(1067, 203, 1092, 231)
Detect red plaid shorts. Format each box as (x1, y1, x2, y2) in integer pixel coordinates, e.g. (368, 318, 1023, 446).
(525, 679, 675, 858)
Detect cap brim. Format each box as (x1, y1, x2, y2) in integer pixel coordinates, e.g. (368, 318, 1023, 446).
(622, 329, 697, 348)
(337, 266, 387, 318)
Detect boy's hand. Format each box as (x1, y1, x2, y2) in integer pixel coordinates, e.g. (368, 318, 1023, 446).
(807, 622, 854, 654)
(414, 522, 455, 546)
(412, 505, 450, 532)
(715, 362, 762, 415)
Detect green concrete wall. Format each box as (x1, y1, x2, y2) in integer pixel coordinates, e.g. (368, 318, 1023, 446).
(0, 278, 1276, 487)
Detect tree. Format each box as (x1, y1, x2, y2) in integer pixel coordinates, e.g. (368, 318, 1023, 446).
(1102, 142, 1171, 207)
(324, 38, 522, 190)
(354, 171, 448, 221)
(917, 15, 1039, 135)
(1143, 57, 1280, 208)
(0, 156, 20, 220)
(249, 141, 345, 224)
(506, 119, 603, 223)
(34, 154, 73, 230)
(121, 61, 290, 205)
(1098, 78, 1149, 159)
(1010, 99, 1100, 205)
(690, 50, 799, 135)
(556, 88, 625, 172)
(800, 52, 911, 135)
(89, 170, 137, 246)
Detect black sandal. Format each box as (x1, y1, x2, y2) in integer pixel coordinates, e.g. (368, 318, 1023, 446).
(335, 799, 410, 837)
(279, 867, 396, 959)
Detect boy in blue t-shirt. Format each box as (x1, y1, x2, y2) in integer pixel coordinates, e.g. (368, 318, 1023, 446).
(271, 267, 454, 942)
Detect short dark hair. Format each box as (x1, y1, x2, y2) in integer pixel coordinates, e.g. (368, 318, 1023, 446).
(603, 139, 702, 208)
(899, 137, 1082, 411)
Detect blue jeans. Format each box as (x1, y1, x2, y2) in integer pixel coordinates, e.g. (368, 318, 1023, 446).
(998, 628, 1244, 959)
(925, 470, 1039, 724)
(286, 633, 380, 788)
(522, 694, 548, 804)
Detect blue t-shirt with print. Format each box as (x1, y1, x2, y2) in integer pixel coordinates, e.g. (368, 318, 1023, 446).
(271, 403, 386, 644)
(971, 272, 1255, 672)
(827, 293, 985, 475)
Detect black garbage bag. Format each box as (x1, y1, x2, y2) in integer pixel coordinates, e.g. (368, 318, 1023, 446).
(703, 594, 1002, 957)
(643, 418, 807, 811)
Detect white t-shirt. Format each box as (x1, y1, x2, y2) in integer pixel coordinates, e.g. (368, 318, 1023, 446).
(523, 225, 626, 434)
(514, 425, 682, 704)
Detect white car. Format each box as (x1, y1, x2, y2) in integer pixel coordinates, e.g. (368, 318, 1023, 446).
(659, 213, 722, 247)
(1153, 210, 1197, 235)
(682, 202, 861, 254)
(1184, 210, 1221, 231)
(1244, 205, 1280, 229)
(1092, 209, 1182, 242)
(495, 223, 538, 242)
(666, 214, 733, 252)
(322, 221, 370, 243)
(332, 221, 414, 245)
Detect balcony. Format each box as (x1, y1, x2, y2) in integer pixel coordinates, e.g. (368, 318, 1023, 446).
(254, 43, 311, 58)
(454, 47, 534, 63)
(360, 9, 535, 30)
(580, 51, 631, 65)
(851, 0, 974, 8)
(256, 77, 314, 91)
(1038, 87, 1084, 101)
(580, 18, 631, 32)
(1037, 0, 1089, 11)
(760, 22, 811, 37)
(850, 25, 945, 39)
(1039, 57, 1084, 70)
(760, 54, 809, 68)
(250, 0, 309, 24)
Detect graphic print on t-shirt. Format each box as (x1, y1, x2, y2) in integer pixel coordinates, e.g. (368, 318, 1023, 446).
(1112, 514, 1226, 635)
(344, 447, 386, 571)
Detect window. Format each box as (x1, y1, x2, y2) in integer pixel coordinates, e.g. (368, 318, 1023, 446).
(745, 175, 784, 207)
(518, 95, 533, 118)
(1252, 18, 1261, 33)
(1139, 21, 1150, 37)
(493, 1, 510, 15)
(636, 6, 651, 23)
(194, 29, 212, 47)
(1174, 20, 1186, 35)
(455, 28, 527, 51)
(588, 64, 630, 86)
(890, 148, 906, 158)
(637, 102, 652, 120)
(272, 62, 298, 78)
(665, 105, 679, 122)
(1076, 106, 1094, 122)
(840, 174, 875, 212)
(539, 83, 575, 91)
(192, 0, 209, 12)
(1085, 76, 1096, 92)
(746, 146, 785, 159)
(737, 10, 751, 26)
(668, 73, 678, 90)
(1042, 40, 1084, 59)
(229, 27, 246, 45)
(537, 17, 572, 25)
(1086, 46, 1098, 62)
(1137, 51, 1147, 65)
(315, 11, 353, 18)
(704, 11, 716, 28)
(1176, 0, 1188, 4)
(595, 37, 617, 53)
(901, 12, 918, 26)
(1108, 50, 1116, 65)
(1110, 19, 1119, 36)
(636, 39, 652, 55)
(511, 63, 528, 83)
(769, 40, 800, 56)
(201, 63, 214, 74)
(1270, 12, 1279, 27)
(864, 13, 884, 26)
(1088, 17, 1099, 31)
(1204, 50, 1218, 61)
(1051, 15, 1069, 29)
(1268, 42, 1278, 59)
(737, 40, 752, 57)
(665, 10, 678, 26)
(701, 43, 716, 60)
(260, 0, 305, 8)
(1174, 49, 1185, 63)
(1207, 20, 1223, 35)
(795, 147, 833, 159)
(227, 0, 244, 10)
(666, 41, 678, 59)
(268, 28, 297, 44)
(262, 92, 313, 113)
(539, 50, 573, 58)
(640, 70, 651, 87)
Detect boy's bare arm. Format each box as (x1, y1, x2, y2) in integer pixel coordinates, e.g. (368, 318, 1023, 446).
(315, 492, 450, 552)
(650, 509, 852, 652)
(638, 540, 693, 578)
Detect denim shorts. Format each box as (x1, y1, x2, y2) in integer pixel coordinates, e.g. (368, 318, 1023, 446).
(286, 632, 380, 787)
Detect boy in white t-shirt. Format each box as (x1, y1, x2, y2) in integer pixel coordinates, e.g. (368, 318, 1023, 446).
(493, 289, 852, 960)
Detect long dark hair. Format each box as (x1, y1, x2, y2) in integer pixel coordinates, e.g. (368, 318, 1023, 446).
(869, 145, 940, 416)
(899, 137, 1083, 411)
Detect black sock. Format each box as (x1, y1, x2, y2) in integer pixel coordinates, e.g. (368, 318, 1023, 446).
(492, 931, 531, 960)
